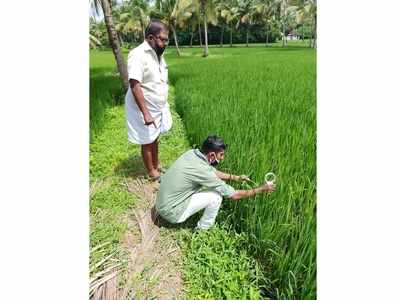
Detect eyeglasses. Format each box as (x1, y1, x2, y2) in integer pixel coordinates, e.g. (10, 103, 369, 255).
(155, 35, 169, 44)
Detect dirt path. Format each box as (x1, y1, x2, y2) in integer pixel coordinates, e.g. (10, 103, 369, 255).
(118, 177, 185, 300)
(90, 84, 190, 300)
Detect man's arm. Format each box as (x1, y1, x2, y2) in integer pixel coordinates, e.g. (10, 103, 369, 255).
(229, 183, 275, 200)
(215, 170, 250, 182)
(215, 170, 236, 181)
(129, 79, 156, 127)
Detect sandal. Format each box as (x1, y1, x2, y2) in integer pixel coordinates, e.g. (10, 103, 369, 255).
(148, 175, 161, 183)
(158, 167, 167, 174)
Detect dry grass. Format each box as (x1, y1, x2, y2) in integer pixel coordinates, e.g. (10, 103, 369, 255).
(118, 177, 185, 300)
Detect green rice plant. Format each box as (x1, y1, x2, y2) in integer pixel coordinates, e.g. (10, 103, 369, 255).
(169, 46, 316, 299)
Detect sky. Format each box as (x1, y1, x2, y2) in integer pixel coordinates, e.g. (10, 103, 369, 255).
(90, 0, 156, 22)
(89, 0, 124, 21)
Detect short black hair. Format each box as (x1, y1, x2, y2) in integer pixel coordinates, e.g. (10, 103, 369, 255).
(145, 20, 169, 38)
(201, 135, 227, 154)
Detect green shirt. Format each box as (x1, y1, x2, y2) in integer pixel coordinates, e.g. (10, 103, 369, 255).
(155, 149, 235, 223)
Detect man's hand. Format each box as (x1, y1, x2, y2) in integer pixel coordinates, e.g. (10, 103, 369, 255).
(143, 113, 156, 127)
(238, 175, 251, 183)
(261, 182, 276, 193)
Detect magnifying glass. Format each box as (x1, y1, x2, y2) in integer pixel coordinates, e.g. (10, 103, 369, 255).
(264, 172, 276, 185)
(241, 172, 277, 188)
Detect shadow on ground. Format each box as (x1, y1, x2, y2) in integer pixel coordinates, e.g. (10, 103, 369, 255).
(152, 206, 200, 231)
(115, 154, 147, 178)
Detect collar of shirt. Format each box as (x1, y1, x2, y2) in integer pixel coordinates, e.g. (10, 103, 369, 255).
(193, 149, 210, 164)
(143, 40, 153, 52)
(143, 40, 164, 60)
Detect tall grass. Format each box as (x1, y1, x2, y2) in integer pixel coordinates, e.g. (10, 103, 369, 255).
(169, 46, 316, 299)
(90, 50, 127, 141)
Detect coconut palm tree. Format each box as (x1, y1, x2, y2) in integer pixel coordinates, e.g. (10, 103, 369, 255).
(216, 0, 239, 47)
(193, 0, 218, 57)
(153, 0, 193, 56)
(237, 0, 256, 47)
(112, 6, 128, 46)
(278, 0, 298, 47)
(90, 18, 107, 47)
(252, 0, 279, 46)
(113, 2, 146, 44)
(218, 0, 239, 47)
(175, 3, 203, 47)
(91, 0, 129, 90)
(279, 0, 288, 46)
(130, 0, 151, 41)
(216, 7, 225, 47)
(90, 34, 102, 48)
(295, 0, 316, 47)
(186, 11, 201, 47)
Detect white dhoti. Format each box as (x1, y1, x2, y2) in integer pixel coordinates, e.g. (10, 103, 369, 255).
(124, 42, 172, 145)
(125, 90, 172, 145)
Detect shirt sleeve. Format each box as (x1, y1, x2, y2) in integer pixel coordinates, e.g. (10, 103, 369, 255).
(127, 50, 144, 82)
(193, 165, 236, 198)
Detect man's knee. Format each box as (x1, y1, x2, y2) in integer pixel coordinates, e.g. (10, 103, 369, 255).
(209, 191, 222, 207)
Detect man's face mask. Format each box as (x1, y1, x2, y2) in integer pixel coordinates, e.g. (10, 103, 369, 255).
(210, 153, 220, 166)
(151, 34, 168, 56)
(154, 44, 166, 56)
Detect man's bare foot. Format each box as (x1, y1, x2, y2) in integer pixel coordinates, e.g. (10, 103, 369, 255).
(148, 169, 161, 182)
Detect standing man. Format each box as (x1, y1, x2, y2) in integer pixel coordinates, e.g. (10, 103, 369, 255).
(155, 135, 276, 230)
(125, 20, 172, 181)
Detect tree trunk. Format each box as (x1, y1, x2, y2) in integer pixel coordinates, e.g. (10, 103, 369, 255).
(198, 22, 203, 47)
(265, 24, 268, 46)
(282, 22, 286, 47)
(309, 17, 313, 47)
(171, 25, 181, 56)
(203, 5, 209, 57)
(190, 25, 194, 47)
(141, 22, 145, 41)
(230, 23, 233, 47)
(220, 25, 224, 47)
(282, 1, 286, 47)
(313, 13, 317, 48)
(246, 25, 249, 47)
(117, 32, 123, 47)
(100, 0, 128, 91)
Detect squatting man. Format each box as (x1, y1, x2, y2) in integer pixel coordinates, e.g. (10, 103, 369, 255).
(155, 135, 276, 230)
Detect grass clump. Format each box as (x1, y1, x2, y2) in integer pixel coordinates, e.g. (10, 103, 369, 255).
(182, 227, 264, 300)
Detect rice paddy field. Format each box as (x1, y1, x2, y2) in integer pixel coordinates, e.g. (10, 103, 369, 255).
(90, 41, 316, 299)
(168, 44, 316, 299)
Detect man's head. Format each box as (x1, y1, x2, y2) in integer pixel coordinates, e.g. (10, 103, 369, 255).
(201, 135, 227, 166)
(145, 20, 169, 57)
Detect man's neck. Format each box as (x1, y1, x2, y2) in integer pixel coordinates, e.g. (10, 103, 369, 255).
(145, 39, 161, 61)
